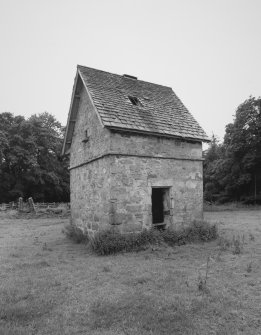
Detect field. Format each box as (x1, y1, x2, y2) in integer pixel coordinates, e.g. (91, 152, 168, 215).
(0, 210, 261, 335)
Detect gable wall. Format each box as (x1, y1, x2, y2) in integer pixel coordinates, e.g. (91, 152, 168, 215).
(70, 86, 111, 168)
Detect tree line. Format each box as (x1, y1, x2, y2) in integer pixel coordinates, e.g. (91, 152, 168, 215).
(204, 96, 261, 204)
(0, 112, 69, 203)
(0, 96, 260, 204)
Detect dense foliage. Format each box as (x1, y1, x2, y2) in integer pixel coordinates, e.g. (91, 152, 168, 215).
(0, 112, 69, 203)
(204, 96, 261, 203)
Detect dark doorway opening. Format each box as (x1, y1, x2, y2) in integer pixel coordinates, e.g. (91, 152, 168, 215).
(152, 187, 170, 228)
(152, 188, 164, 224)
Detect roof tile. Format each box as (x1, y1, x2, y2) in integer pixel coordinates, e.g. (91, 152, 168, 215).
(78, 65, 209, 141)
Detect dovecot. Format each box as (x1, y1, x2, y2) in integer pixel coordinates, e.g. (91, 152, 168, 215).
(62, 65, 210, 235)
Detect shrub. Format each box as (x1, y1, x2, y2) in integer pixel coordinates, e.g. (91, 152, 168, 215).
(189, 220, 218, 242)
(89, 220, 218, 255)
(89, 229, 125, 255)
(162, 220, 218, 246)
(89, 228, 163, 255)
(62, 222, 88, 244)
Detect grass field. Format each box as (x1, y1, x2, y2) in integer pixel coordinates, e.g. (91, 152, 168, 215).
(0, 210, 261, 335)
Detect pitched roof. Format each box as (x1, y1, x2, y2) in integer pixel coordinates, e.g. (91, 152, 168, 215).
(63, 66, 209, 154)
(78, 65, 209, 141)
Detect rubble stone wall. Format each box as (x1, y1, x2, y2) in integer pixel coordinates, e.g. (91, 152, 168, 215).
(70, 86, 111, 169)
(69, 88, 204, 234)
(110, 131, 202, 159)
(109, 155, 203, 232)
(70, 156, 112, 235)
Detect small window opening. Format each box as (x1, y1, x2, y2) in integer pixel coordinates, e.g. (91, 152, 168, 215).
(128, 96, 142, 106)
(82, 130, 89, 143)
(152, 187, 170, 229)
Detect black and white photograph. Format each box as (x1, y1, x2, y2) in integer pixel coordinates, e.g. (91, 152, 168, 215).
(0, 0, 261, 334)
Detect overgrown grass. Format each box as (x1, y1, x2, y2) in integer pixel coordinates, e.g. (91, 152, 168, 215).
(89, 227, 163, 255)
(217, 234, 245, 254)
(0, 287, 54, 324)
(64, 220, 218, 255)
(1, 211, 261, 334)
(162, 220, 218, 246)
(90, 292, 194, 334)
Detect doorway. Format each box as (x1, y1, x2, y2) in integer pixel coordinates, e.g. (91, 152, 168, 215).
(151, 187, 170, 225)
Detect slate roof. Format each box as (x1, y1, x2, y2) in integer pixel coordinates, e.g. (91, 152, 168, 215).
(77, 66, 209, 142)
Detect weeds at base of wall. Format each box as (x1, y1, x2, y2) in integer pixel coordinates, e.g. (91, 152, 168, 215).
(88, 228, 164, 256)
(88, 221, 218, 256)
(63, 220, 218, 255)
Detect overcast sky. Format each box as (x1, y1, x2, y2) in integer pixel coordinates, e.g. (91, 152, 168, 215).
(0, 0, 260, 142)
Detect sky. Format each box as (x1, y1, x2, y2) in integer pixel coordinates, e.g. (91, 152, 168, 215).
(0, 0, 260, 142)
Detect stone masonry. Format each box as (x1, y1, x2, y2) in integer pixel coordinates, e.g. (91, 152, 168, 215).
(63, 66, 209, 235)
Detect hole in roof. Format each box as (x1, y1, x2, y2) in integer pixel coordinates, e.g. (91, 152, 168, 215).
(128, 96, 142, 106)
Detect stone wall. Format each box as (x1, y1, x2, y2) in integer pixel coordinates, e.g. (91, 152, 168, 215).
(69, 86, 204, 234)
(70, 154, 203, 234)
(110, 131, 202, 159)
(110, 155, 203, 232)
(70, 86, 111, 168)
(70, 156, 112, 235)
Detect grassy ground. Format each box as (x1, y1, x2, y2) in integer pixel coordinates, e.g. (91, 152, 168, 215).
(0, 210, 261, 335)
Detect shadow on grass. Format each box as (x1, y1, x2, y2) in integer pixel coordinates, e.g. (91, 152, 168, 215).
(89, 292, 195, 335)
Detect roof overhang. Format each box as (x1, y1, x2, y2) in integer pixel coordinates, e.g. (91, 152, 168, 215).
(62, 71, 82, 156)
(108, 126, 211, 143)
(62, 67, 106, 156)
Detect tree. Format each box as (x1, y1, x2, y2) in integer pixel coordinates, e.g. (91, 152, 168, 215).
(223, 97, 261, 201)
(0, 112, 69, 202)
(203, 97, 261, 203)
(203, 135, 226, 202)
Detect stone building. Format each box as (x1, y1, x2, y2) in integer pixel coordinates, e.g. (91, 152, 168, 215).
(62, 65, 209, 234)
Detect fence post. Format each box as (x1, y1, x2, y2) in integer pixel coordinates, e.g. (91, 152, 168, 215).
(18, 197, 23, 212)
(28, 197, 36, 213)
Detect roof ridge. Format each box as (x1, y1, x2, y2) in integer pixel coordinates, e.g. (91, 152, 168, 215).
(77, 64, 172, 90)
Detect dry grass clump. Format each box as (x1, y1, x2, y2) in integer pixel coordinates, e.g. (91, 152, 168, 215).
(62, 222, 88, 243)
(217, 234, 245, 254)
(162, 220, 218, 246)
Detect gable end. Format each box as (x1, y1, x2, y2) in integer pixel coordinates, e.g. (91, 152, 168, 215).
(62, 69, 104, 155)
